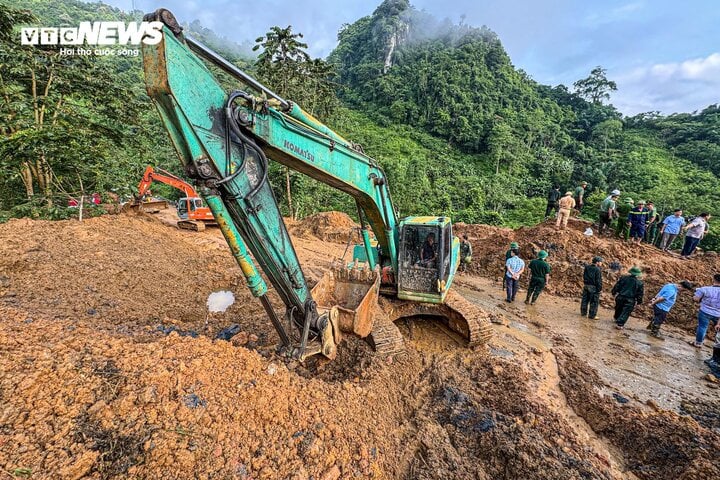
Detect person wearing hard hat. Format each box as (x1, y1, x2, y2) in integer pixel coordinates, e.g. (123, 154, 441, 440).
(525, 250, 551, 305)
(556, 191, 576, 230)
(502, 242, 520, 289)
(628, 200, 650, 244)
(598, 190, 620, 235)
(615, 198, 634, 241)
(574, 181, 588, 216)
(581, 256, 604, 319)
(611, 266, 645, 329)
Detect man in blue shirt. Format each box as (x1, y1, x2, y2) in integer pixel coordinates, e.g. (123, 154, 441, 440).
(692, 274, 720, 350)
(658, 209, 686, 252)
(505, 248, 525, 303)
(647, 280, 695, 338)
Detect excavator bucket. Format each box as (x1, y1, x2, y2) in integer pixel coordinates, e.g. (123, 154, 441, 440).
(311, 262, 380, 339)
(125, 199, 168, 214)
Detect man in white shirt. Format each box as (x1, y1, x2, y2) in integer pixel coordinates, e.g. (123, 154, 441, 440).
(681, 213, 710, 259)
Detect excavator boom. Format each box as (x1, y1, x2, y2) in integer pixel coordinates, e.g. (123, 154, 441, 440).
(141, 9, 492, 359)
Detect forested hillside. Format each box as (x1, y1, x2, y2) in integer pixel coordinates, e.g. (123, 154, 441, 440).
(0, 0, 718, 247)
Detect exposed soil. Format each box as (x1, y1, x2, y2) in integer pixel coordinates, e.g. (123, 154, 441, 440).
(0, 211, 719, 479)
(455, 217, 720, 332)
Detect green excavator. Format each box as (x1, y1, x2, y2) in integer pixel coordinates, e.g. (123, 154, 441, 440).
(141, 9, 492, 361)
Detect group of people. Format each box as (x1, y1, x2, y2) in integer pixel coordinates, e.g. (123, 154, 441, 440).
(546, 183, 712, 259)
(498, 241, 720, 373)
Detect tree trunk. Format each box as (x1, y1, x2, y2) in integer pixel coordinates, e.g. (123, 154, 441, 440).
(19, 162, 34, 198)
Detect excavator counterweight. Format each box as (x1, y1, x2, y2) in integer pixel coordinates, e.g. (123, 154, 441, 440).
(141, 9, 492, 361)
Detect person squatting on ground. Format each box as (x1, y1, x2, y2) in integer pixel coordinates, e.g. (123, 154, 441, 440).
(681, 213, 711, 259)
(459, 234, 472, 272)
(526, 250, 551, 305)
(502, 242, 519, 289)
(556, 192, 575, 230)
(545, 185, 561, 219)
(628, 200, 649, 244)
(611, 266, 644, 329)
(574, 181, 587, 216)
(598, 190, 620, 235)
(644, 201, 658, 244)
(647, 280, 695, 338)
(658, 209, 685, 251)
(615, 198, 633, 241)
(690, 274, 720, 348)
(581, 256, 603, 319)
(505, 248, 525, 303)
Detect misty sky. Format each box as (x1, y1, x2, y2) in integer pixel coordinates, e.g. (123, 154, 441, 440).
(102, 0, 719, 116)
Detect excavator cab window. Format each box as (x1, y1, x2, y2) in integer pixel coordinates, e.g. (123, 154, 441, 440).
(177, 197, 189, 219)
(399, 225, 442, 294)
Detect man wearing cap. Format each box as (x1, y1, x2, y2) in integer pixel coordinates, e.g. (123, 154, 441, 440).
(644, 201, 659, 244)
(681, 212, 711, 259)
(615, 198, 634, 241)
(647, 280, 695, 338)
(505, 248, 525, 303)
(556, 191, 576, 230)
(628, 200, 650, 244)
(611, 267, 644, 329)
(502, 242, 519, 289)
(598, 191, 620, 235)
(525, 250, 551, 305)
(574, 181, 587, 216)
(581, 256, 603, 319)
(658, 209, 685, 251)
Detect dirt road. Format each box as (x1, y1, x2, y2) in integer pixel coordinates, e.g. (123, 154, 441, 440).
(0, 211, 718, 479)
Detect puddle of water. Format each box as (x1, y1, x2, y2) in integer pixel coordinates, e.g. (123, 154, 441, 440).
(456, 278, 720, 412)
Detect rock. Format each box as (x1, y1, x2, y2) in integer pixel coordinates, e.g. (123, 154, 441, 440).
(646, 399, 661, 411)
(320, 465, 340, 480)
(267, 363, 277, 375)
(704, 373, 719, 384)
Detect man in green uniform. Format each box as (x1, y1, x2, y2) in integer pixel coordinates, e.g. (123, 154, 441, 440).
(615, 198, 634, 241)
(598, 191, 619, 235)
(574, 181, 587, 216)
(644, 201, 659, 244)
(502, 242, 519, 289)
(459, 234, 472, 272)
(611, 266, 644, 329)
(525, 250, 551, 305)
(581, 256, 603, 319)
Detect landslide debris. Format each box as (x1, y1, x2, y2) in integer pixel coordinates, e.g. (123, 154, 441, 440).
(1, 213, 719, 479)
(456, 219, 720, 331)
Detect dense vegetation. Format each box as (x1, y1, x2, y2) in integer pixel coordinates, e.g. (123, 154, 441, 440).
(0, 0, 718, 248)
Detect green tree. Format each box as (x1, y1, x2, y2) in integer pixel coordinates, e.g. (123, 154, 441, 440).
(573, 66, 617, 105)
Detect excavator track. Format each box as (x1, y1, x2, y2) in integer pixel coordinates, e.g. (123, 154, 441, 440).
(440, 290, 494, 347)
(367, 311, 406, 357)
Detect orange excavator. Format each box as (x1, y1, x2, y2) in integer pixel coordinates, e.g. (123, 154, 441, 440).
(134, 165, 215, 231)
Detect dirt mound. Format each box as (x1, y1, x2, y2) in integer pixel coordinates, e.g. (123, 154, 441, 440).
(555, 347, 720, 479)
(289, 211, 360, 244)
(1, 214, 719, 478)
(455, 218, 720, 331)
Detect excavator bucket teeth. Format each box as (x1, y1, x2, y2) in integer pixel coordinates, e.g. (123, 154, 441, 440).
(311, 263, 380, 339)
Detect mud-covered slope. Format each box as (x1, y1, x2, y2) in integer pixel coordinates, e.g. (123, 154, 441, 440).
(455, 218, 720, 331)
(1, 213, 719, 479)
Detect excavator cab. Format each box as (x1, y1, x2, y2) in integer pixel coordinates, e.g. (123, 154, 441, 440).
(397, 217, 458, 303)
(177, 197, 205, 220)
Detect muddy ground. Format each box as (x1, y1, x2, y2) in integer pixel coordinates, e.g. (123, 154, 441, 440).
(455, 217, 720, 332)
(0, 211, 719, 479)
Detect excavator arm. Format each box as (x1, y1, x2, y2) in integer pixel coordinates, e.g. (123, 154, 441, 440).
(136, 165, 201, 199)
(141, 9, 492, 360)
